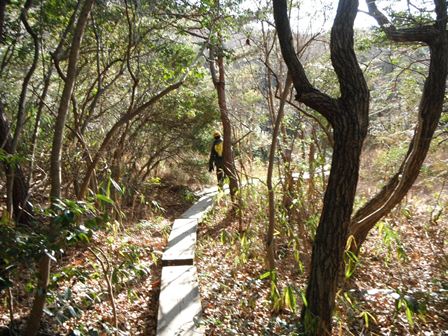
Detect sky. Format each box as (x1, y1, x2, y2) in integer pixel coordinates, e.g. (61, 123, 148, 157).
(241, 0, 430, 32)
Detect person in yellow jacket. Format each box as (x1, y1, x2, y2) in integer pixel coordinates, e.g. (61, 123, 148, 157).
(208, 130, 225, 187)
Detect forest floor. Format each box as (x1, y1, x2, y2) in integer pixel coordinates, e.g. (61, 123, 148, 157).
(195, 147, 448, 335)
(0, 182, 196, 336)
(1, 151, 447, 336)
(196, 183, 447, 335)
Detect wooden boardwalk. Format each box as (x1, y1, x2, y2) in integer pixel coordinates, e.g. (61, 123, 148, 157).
(156, 266, 204, 336)
(157, 188, 218, 336)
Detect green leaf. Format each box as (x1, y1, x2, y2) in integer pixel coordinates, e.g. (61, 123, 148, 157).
(259, 271, 272, 280)
(300, 290, 308, 307)
(96, 194, 114, 204)
(77, 232, 90, 243)
(283, 285, 297, 312)
(405, 304, 414, 328)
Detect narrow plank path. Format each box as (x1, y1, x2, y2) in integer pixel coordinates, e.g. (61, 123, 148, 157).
(157, 186, 219, 336)
(156, 266, 203, 336)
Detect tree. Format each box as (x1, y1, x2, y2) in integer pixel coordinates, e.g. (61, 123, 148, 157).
(25, 0, 95, 333)
(273, 0, 448, 334)
(348, 0, 448, 253)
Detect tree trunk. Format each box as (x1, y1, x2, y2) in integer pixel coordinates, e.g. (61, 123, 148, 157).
(24, 256, 51, 336)
(302, 114, 365, 334)
(349, 15, 448, 252)
(209, 43, 239, 200)
(50, 0, 94, 200)
(273, 0, 369, 333)
(217, 51, 239, 199)
(5, 0, 39, 221)
(266, 76, 292, 270)
(28, 68, 52, 186)
(26, 1, 94, 334)
(0, 103, 34, 226)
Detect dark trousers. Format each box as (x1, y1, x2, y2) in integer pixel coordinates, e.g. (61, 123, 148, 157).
(216, 164, 225, 188)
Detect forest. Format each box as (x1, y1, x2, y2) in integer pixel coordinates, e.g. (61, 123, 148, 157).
(0, 0, 447, 335)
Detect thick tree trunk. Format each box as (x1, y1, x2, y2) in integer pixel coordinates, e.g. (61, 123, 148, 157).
(274, 0, 369, 333)
(302, 113, 365, 334)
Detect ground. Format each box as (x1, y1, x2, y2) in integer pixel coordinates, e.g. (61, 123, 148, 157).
(195, 161, 447, 335)
(1, 150, 447, 336)
(195, 189, 447, 335)
(0, 182, 195, 336)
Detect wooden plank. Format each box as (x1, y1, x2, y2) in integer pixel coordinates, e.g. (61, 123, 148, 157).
(180, 194, 214, 222)
(162, 218, 198, 266)
(157, 266, 204, 336)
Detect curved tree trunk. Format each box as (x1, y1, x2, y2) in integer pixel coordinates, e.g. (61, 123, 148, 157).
(274, 0, 447, 333)
(5, 0, 39, 222)
(274, 0, 369, 333)
(349, 0, 448, 252)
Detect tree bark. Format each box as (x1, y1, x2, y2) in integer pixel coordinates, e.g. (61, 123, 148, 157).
(4, 0, 39, 221)
(274, 0, 369, 334)
(266, 75, 292, 270)
(209, 43, 239, 200)
(50, 0, 94, 200)
(348, 0, 448, 252)
(26, 1, 94, 334)
(0, 103, 34, 226)
(24, 255, 51, 336)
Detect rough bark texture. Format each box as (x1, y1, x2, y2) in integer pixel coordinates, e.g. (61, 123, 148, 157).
(348, 0, 448, 252)
(274, 0, 369, 334)
(274, 0, 447, 333)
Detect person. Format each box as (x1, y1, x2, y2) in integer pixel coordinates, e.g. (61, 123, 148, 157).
(208, 130, 225, 187)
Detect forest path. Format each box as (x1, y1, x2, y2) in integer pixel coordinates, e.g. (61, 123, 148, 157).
(156, 186, 219, 336)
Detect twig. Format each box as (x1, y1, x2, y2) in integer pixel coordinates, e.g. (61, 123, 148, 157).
(88, 247, 119, 335)
(8, 287, 16, 335)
